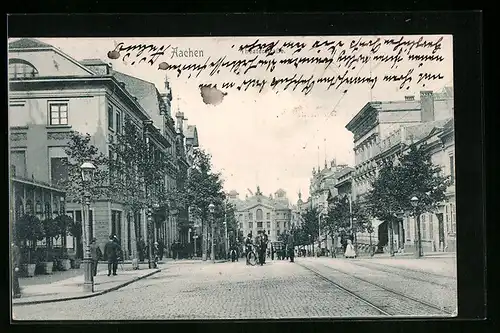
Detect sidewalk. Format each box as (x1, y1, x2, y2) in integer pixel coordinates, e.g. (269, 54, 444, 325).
(13, 263, 160, 306)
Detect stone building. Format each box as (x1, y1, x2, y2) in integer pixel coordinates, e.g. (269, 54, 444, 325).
(8, 38, 196, 259)
(345, 87, 455, 253)
(228, 187, 291, 242)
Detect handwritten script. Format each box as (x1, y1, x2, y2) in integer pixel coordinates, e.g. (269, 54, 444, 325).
(108, 36, 448, 96)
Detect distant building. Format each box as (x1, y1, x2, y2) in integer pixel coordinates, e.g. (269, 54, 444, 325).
(308, 159, 354, 250)
(228, 187, 291, 242)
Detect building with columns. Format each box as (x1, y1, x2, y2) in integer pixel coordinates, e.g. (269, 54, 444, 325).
(228, 187, 292, 242)
(345, 87, 455, 253)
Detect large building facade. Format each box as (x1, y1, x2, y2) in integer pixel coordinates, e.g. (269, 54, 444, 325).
(8, 38, 198, 259)
(345, 88, 455, 253)
(228, 187, 291, 242)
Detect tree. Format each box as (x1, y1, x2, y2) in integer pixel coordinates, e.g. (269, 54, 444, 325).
(397, 144, 450, 257)
(177, 148, 226, 261)
(42, 217, 59, 262)
(62, 132, 109, 203)
(68, 219, 83, 259)
(53, 214, 73, 257)
(15, 214, 45, 264)
(300, 206, 319, 254)
(366, 143, 449, 257)
(108, 119, 173, 260)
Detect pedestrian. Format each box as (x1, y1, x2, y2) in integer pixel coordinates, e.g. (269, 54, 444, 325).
(104, 235, 121, 276)
(245, 233, 253, 265)
(286, 231, 295, 263)
(271, 245, 275, 260)
(153, 242, 160, 268)
(261, 231, 268, 264)
(11, 242, 21, 298)
(344, 239, 356, 259)
(89, 238, 102, 276)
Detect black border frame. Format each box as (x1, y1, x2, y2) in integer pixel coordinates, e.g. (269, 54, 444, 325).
(6, 11, 486, 333)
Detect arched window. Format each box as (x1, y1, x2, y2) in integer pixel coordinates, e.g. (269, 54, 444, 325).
(9, 58, 39, 79)
(256, 209, 263, 220)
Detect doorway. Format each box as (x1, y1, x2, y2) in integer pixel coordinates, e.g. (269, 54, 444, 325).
(377, 221, 388, 253)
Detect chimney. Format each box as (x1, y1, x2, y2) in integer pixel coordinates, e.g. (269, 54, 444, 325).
(405, 95, 415, 101)
(175, 111, 184, 132)
(420, 90, 435, 122)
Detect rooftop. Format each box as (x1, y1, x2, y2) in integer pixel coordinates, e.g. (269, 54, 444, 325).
(9, 38, 53, 49)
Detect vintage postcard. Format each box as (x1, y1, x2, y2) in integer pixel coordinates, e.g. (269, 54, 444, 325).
(9, 35, 457, 320)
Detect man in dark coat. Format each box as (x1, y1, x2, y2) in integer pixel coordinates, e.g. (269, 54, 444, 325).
(104, 235, 121, 276)
(89, 238, 102, 276)
(286, 231, 295, 262)
(11, 242, 21, 298)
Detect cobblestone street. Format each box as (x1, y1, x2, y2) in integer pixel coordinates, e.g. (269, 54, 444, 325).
(13, 256, 457, 320)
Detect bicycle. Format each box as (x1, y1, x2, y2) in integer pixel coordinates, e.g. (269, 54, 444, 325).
(246, 245, 258, 266)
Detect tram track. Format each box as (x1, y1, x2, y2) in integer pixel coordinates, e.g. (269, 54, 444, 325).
(296, 261, 454, 317)
(344, 260, 456, 288)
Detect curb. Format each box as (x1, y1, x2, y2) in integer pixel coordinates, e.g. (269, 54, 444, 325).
(13, 269, 161, 306)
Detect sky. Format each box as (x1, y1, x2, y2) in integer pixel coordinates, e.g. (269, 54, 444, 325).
(28, 36, 453, 203)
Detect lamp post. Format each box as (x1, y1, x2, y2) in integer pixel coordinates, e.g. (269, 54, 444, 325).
(209, 203, 215, 263)
(193, 234, 198, 257)
(352, 217, 357, 252)
(147, 207, 153, 268)
(410, 196, 423, 258)
(80, 161, 96, 293)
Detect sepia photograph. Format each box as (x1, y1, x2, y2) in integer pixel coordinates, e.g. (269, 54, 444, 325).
(9, 35, 458, 320)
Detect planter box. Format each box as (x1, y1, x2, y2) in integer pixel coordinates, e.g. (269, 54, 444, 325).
(60, 259, 71, 271)
(23, 264, 36, 277)
(41, 262, 54, 274)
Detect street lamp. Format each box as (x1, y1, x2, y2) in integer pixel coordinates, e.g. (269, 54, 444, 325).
(410, 196, 423, 258)
(80, 161, 96, 293)
(147, 207, 154, 269)
(209, 203, 215, 263)
(352, 217, 357, 252)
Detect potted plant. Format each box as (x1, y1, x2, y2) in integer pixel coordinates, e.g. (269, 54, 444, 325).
(15, 214, 45, 277)
(68, 219, 82, 268)
(41, 217, 59, 274)
(54, 215, 73, 270)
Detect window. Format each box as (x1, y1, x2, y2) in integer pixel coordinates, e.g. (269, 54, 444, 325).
(257, 222, 263, 228)
(267, 230, 270, 235)
(266, 222, 270, 229)
(450, 203, 456, 234)
(108, 104, 114, 130)
(421, 214, 427, 239)
(449, 154, 455, 184)
(266, 212, 270, 220)
(9, 59, 39, 79)
(248, 212, 253, 220)
(239, 222, 243, 229)
(429, 215, 434, 240)
(284, 222, 287, 229)
(248, 222, 253, 229)
(239, 214, 243, 221)
(112, 210, 122, 240)
(68, 209, 93, 239)
(276, 221, 280, 229)
(10, 150, 27, 178)
(256, 209, 263, 220)
(277, 230, 281, 236)
(49, 102, 69, 125)
(116, 111, 122, 134)
(51, 157, 68, 186)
